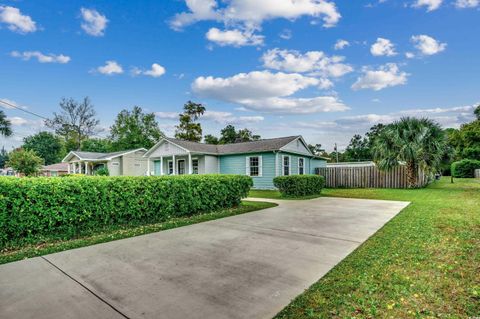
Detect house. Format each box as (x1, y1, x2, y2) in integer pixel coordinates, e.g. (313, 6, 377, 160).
(144, 136, 327, 189)
(41, 162, 69, 177)
(62, 148, 148, 176)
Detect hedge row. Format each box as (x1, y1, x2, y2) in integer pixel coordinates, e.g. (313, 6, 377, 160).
(0, 175, 252, 248)
(273, 175, 325, 197)
(451, 159, 480, 178)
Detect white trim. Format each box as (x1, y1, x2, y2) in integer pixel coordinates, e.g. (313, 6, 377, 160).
(62, 148, 147, 162)
(177, 158, 186, 175)
(103, 148, 147, 160)
(143, 138, 190, 157)
(279, 136, 314, 157)
(282, 155, 290, 176)
(246, 155, 262, 177)
(298, 157, 305, 175)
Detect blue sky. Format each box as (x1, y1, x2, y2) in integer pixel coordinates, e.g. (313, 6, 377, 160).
(1, 0, 479, 151)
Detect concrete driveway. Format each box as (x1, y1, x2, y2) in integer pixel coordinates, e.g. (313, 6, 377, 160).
(0, 197, 409, 319)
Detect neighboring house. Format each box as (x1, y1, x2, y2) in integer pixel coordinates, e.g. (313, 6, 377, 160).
(41, 162, 69, 177)
(144, 136, 327, 189)
(62, 148, 148, 176)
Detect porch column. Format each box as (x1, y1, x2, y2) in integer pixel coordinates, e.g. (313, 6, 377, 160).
(172, 155, 176, 175)
(188, 153, 192, 174)
(147, 159, 151, 176)
(85, 162, 89, 175)
(67, 164, 71, 174)
(160, 157, 163, 176)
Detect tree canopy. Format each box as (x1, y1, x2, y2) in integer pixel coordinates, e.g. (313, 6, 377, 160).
(175, 101, 205, 142)
(22, 132, 65, 165)
(110, 106, 162, 150)
(206, 125, 261, 144)
(0, 147, 8, 169)
(81, 138, 114, 153)
(372, 117, 445, 187)
(7, 148, 44, 176)
(0, 110, 12, 137)
(45, 97, 100, 151)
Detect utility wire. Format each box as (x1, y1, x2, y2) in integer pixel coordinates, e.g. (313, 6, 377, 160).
(0, 99, 48, 120)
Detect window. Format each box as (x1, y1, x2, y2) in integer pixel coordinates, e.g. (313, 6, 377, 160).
(192, 159, 199, 174)
(249, 157, 259, 176)
(168, 160, 173, 175)
(283, 156, 290, 176)
(298, 158, 304, 175)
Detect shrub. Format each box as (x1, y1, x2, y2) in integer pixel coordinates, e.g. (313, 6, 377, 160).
(0, 174, 252, 248)
(94, 167, 109, 176)
(273, 175, 325, 197)
(451, 159, 480, 178)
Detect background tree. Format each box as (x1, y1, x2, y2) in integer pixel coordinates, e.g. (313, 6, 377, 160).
(218, 125, 261, 144)
(204, 134, 219, 144)
(7, 148, 44, 176)
(45, 97, 99, 151)
(22, 132, 65, 165)
(0, 147, 9, 168)
(110, 106, 162, 150)
(474, 104, 480, 120)
(175, 101, 206, 142)
(372, 117, 445, 188)
(343, 134, 371, 162)
(81, 138, 113, 153)
(444, 107, 480, 160)
(0, 110, 12, 137)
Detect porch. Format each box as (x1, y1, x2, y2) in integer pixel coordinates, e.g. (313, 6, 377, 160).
(148, 154, 198, 176)
(67, 161, 107, 175)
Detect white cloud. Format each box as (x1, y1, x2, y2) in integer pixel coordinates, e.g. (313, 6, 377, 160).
(411, 34, 446, 56)
(352, 63, 408, 91)
(7, 116, 44, 128)
(412, 0, 443, 11)
(155, 112, 178, 119)
(261, 48, 353, 78)
(455, 0, 479, 8)
(206, 27, 264, 47)
(334, 39, 350, 50)
(0, 6, 36, 33)
(405, 52, 415, 59)
(155, 110, 264, 125)
(170, 0, 341, 30)
(279, 29, 292, 40)
(95, 61, 123, 75)
(80, 8, 108, 36)
(192, 70, 348, 114)
(10, 51, 70, 64)
(132, 63, 166, 78)
(370, 38, 397, 56)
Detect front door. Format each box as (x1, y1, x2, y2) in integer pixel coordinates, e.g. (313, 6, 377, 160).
(177, 159, 186, 175)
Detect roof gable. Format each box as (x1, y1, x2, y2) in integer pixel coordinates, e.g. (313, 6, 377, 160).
(62, 148, 147, 162)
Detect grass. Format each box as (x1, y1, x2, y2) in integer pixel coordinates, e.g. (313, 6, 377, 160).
(274, 178, 480, 319)
(0, 200, 277, 265)
(249, 189, 322, 200)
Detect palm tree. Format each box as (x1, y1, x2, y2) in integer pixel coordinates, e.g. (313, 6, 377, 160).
(0, 110, 12, 137)
(372, 117, 445, 188)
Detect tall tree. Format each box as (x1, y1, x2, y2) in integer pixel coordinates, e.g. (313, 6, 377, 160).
(0, 110, 12, 137)
(474, 104, 480, 120)
(7, 148, 44, 176)
(45, 97, 100, 150)
(110, 106, 162, 150)
(81, 138, 113, 153)
(236, 128, 260, 142)
(372, 117, 445, 188)
(0, 147, 9, 168)
(343, 134, 371, 162)
(175, 101, 206, 142)
(219, 125, 237, 144)
(22, 132, 65, 165)
(204, 134, 219, 144)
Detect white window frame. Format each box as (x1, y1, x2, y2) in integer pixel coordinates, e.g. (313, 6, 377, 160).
(177, 159, 186, 175)
(298, 157, 305, 175)
(167, 160, 173, 175)
(246, 156, 262, 177)
(282, 155, 290, 176)
(192, 158, 199, 174)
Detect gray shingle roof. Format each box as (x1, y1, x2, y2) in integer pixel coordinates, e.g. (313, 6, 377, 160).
(165, 136, 302, 155)
(70, 149, 146, 160)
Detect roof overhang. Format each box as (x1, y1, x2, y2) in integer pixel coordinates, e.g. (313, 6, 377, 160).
(143, 138, 190, 157)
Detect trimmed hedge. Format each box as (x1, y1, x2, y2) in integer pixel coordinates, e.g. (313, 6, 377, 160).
(451, 159, 480, 178)
(0, 175, 252, 248)
(273, 175, 325, 197)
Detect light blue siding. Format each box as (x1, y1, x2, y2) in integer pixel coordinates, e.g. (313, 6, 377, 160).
(219, 152, 277, 189)
(276, 151, 326, 176)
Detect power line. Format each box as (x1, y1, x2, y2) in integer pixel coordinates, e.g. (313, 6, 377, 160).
(0, 99, 48, 120)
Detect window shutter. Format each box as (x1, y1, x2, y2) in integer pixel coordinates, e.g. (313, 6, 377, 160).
(245, 156, 250, 176)
(258, 156, 263, 177)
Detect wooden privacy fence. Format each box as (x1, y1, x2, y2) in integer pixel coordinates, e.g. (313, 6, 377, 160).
(316, 165, 429, 188)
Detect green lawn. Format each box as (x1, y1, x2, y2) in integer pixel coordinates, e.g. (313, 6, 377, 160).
(249, 189, 322, 200)
(273, 178, 479, 318)
(0, 200, 276, 265)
